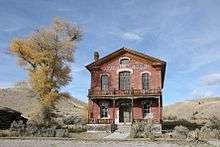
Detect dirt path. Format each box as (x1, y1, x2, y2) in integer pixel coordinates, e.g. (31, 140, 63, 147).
(0, 139, 218, 147)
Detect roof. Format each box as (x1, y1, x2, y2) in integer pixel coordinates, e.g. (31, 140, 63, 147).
(85, 47, 166, 88)
(0, 106, 22, 114)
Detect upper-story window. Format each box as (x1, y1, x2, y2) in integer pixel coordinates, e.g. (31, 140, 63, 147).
(100, 102, 108, 118)
(119, 71, 131, 90)
(120, 58, 129, 64)
(142, 73, 150, 90)
(142, 101, 150, 118)
(101, 75, 109, 90)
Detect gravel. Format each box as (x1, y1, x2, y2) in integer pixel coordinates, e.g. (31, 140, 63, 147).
(0, 139, 218, 147)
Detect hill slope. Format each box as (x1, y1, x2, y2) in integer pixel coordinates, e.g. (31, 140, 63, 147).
(163, 97, 220, 123)
(0, 85, 87, 122)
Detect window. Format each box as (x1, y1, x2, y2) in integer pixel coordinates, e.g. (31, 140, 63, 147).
(142, 73, 150, 90)
(100, 102, 108, 118)
(120, 58, 129, 64)
(101, 75, 108, 90)
(119, 71, 131, 90)
(142, 101, 150, 118)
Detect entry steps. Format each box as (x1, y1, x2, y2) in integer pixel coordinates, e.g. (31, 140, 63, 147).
(104, 124, 131, 139)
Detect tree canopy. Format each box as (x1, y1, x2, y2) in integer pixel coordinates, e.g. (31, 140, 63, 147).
(10, 18, 81, 121)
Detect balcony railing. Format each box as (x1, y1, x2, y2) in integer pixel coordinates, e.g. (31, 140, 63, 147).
(88, 88, 161, 97)
(88, 118, 113, 124)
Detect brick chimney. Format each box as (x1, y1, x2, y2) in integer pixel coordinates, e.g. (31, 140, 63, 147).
(94, 51, 99, 61)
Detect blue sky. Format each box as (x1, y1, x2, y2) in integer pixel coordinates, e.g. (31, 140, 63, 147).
(0, 0, 220, 105)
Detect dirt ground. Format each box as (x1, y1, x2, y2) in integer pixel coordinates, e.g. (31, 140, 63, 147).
(0, 139, 219, 147)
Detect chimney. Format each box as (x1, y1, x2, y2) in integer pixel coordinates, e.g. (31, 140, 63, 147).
(94, 51, 99, 61)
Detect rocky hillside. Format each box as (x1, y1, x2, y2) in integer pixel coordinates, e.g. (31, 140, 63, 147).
(163, 97, 220, 123)
(0, 83, 87, 122)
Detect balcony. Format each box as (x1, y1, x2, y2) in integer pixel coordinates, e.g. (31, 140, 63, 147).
(88, 118, 113, 124)
(88, 88, 161, 97)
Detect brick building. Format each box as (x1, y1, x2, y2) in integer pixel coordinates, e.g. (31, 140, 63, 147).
(86, 47, 166, 126)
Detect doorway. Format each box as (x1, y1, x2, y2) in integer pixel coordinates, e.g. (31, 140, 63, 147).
(119, 101, 131, 123)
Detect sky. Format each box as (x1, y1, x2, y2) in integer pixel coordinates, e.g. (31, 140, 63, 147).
(0, 0, 220, 105)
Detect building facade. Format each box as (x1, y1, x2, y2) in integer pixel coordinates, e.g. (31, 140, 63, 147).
(86, 48, 166, 125)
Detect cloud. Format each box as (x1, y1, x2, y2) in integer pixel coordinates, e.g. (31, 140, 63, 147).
(120, 32, 142, 41)
(201, 73, 220, 86)
(0, 83, 13, 89)
(110, 32, 142, 41)
(191, 89, 214, 98)
(71, 64, 86, 73)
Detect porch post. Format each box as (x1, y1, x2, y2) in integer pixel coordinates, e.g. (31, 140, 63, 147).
(113, 99, 115, 123)
(158, 97, 161, 123)
(131, 97, 134, 123)
(131, 88, 134, 123)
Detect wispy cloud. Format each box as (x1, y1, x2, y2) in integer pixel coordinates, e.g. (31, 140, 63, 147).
(120, 32, 142, 41)
(110, 32, 142, 41)
(201, 73, 220, 86)
(191, 89, 214, 98)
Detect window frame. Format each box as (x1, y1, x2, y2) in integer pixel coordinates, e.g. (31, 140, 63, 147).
(100, 74, 109, 90)
(142, 73, 150, 90)
(141, 100, 151, 118)
(119, 71, 131, 90)
(100, 101, 109, 118)
(119, 57, 130, 65)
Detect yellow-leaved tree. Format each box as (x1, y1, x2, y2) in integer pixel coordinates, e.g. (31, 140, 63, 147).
(10, 18, 81, 122)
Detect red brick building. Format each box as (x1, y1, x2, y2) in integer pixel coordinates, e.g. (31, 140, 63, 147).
(86, 48, 166, 125)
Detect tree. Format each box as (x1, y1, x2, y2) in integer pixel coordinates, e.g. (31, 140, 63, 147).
(10, 18, 81, 122)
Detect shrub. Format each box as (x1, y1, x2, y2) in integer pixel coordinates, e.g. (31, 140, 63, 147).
(200, 125, 220, 139)
(130, 121, 157, 139)
(0, 130, 18, 137)
(173, 125, 189, 139)
(67, 125, 87, 133)
(63, 116, 82, 125)
(25, 121, 69, 137)
(10, 120, 26, 136)
(206, 116, 220, 130)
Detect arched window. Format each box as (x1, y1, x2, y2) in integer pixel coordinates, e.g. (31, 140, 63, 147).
(120, 58, 129, 64)
(119, 71, 131, 90)
(142, 73, 150, 90)
(101, 75, 108, 90)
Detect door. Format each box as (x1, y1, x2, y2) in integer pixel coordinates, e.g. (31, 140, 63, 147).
(119, 101, 131, 123)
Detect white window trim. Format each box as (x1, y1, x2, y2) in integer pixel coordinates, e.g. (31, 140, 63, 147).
(100, 73, 110, 78)
(119, 57, 130, 63)
(117, 68, 133, 74)
(140, 71, 151, 76)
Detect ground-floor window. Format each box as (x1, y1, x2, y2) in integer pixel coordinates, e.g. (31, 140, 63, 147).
(142, 101, 150, 118)
(100, 102, 108, 118)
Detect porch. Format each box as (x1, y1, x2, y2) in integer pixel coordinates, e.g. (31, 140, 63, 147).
(88, 97, 162, 125)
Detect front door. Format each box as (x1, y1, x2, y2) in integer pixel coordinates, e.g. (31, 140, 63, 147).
(119, 101, 131, 123)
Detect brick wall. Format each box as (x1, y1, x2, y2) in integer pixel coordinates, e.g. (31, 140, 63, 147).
(90, 52, 162, 91)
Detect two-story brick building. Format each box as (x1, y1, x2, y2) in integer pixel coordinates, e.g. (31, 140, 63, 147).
(86, 47, 166, 126)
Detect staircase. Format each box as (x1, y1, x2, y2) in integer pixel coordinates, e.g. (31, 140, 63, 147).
(104, 124, 131, 139)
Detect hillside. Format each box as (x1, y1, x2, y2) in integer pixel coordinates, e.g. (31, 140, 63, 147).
(0, 84, 87, 122)
(163, 97, 220, 123)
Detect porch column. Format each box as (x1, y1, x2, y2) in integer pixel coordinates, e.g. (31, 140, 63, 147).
(158, 97, 161, 123)
(113, 99, 115, 123)
(131, 87, 134, 123)
(131, 98, 134, 123)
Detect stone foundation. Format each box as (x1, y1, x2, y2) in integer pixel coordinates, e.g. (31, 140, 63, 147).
(87, 124, 111, 132)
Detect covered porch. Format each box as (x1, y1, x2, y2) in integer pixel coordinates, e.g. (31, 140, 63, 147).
(88, 96, 162, 124)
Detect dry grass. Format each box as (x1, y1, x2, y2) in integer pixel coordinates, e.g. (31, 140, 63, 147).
(0, 85, 87, 122)
(163, 97, 220, 124)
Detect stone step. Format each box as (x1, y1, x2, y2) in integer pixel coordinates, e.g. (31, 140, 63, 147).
(116, 125, 131, 133)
